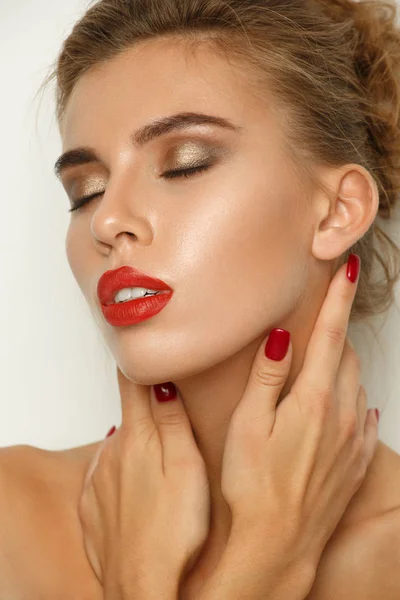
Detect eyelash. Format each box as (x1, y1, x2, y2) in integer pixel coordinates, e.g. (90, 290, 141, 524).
(68, 164, 211, 213)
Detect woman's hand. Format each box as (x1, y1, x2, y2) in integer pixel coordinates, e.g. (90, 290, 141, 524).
(200, 256, 379, 600)
(78, 372, 211, 600)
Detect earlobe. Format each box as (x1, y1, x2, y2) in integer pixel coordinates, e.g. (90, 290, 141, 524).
(311, 165, 379, 262)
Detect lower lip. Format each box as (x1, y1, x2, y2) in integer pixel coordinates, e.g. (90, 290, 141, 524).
(100, 292, 173, 326)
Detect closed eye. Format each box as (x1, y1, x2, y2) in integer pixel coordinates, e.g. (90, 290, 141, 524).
(68, 163, 211, 212)
(162, 164, 210, 179)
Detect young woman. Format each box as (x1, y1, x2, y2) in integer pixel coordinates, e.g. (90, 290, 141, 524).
(1, 0, 399, 598)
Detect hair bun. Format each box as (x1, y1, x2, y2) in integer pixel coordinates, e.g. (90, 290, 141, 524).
(316, 0, 400, 217)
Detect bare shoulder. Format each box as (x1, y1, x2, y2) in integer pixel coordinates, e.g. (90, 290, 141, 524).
(0, 443, 102, 600)
(308, 442, 400, 600)
(308, 506, 400, 599)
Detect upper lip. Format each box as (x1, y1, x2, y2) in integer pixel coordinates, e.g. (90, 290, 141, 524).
(97, 266, 173, 306)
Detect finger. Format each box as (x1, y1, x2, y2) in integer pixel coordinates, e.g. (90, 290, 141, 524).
(335, 339, 362, 417)
(295, 256, 361, 394)
(150, 383, 203, 469)
(230, 329, 292, 441)
(363, 407, 379, 467)
(356, 385, 368, 438)
(82, 430, 113, 490)
(117, 365, 153, 429)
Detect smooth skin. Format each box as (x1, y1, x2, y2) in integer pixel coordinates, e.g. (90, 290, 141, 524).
(1, 36, 400, 599)
(80, 259, 378, 600)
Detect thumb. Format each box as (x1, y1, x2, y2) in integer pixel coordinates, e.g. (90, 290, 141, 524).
(150, 382, 201, 467)
(233, 328, 292, 439)
(82, 426, 116, 490)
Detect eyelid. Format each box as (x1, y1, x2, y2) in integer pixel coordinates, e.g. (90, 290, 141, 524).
(162, 138, 228, 169)
(69, 176, 106, 201)
(68, 163, 212, 212)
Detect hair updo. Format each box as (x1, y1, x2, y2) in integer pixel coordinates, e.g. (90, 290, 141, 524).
(39, 0, 400, 323)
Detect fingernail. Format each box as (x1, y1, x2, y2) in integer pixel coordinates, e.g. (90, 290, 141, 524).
(154, 382, 178, 402)
(375, 408, 380, 423)
(265, 328, 291, 361)
(106, 425, 116, 438)
(347, 254, 361, 284)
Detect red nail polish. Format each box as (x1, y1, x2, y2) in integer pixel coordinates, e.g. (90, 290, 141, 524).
(347, 254, 361, 283)
(106, 425, 116, 438)
(154, 382, 177, 402)
(375, 409, 380, 423)
(265, 329, 291, 361)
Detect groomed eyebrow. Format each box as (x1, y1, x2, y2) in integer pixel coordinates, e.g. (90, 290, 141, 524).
(54, 111, 243, 179)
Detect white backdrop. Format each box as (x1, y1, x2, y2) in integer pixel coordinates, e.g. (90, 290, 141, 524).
(1, 0, 399, 452)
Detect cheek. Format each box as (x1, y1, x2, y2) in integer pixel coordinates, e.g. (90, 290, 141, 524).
(113, 185, 307, 384)
(65, 223, 93, 301)
(185, 185, 305, 333)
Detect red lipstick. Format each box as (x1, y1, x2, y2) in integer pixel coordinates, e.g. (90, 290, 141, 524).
(97, 266, 173, 327)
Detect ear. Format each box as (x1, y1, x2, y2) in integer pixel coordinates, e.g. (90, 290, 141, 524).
(311, 164, 380, 261)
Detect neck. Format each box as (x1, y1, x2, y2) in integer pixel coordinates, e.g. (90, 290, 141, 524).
(171, 299, 319, 584)
(167, 274, 385, 589)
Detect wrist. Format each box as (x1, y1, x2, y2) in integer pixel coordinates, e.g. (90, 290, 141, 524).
(197, 530, 316, 600)
(104, 582, 179, 600)
(103, 567, 180, 600)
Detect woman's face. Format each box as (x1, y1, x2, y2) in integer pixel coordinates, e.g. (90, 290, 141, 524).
(59, 37, 314, 384)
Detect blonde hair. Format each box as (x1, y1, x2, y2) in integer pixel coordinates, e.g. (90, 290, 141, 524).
(39, 0, 400, 323)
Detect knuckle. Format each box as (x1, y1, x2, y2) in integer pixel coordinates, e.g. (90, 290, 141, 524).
(129, 416, 156, 442)
(308, 385, 334, 419)
(157, 411, 187, 428)
(340, 412, 358, 440)
(307, 402, 332, 428)
(252, 367, 286, 389)
(325, 324, 347, 346)
(118, 422, 147, 458)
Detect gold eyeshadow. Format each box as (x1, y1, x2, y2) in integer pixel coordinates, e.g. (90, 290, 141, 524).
(164, 141, 223, 171)
(67, 140, 228, 203)
(72, 176, 106, 200)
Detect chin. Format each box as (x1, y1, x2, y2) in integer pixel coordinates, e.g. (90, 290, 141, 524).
(114, 351, 194, 387)
(107, 315, 269, 386)
(114, 336, 234, 387)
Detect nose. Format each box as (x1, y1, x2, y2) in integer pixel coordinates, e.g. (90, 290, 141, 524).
(90, 175, 153, 252)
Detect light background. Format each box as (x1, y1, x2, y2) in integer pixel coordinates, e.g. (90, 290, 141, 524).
(1, 0, 399, 451)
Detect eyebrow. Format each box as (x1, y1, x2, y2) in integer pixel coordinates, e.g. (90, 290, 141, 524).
(54, 111, 243, 179)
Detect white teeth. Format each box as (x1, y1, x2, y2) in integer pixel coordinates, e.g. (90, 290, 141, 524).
(114, 287, 160, 304)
